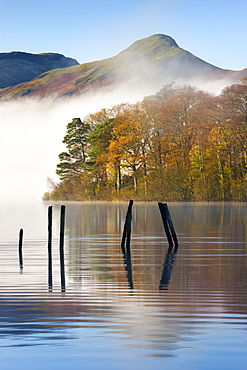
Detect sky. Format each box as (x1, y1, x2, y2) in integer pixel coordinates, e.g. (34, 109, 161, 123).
(0, 0, 247, 200)
(0, 0, 247, 71)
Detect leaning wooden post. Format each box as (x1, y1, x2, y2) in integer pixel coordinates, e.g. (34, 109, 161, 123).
(48, 206, 53, 289)
(120, 200, 134, 290)
(125, 202, 133, 257)
(158, 202, 173, 247)
(59, 205, 66, 290)
(163, 203, 179, 247)
(121, 200, 133, 253)
(125, 211, 133, 290)
(18, 228, 23, 269)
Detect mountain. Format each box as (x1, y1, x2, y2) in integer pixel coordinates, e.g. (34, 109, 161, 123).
(0, 51, 79, 88)
(0, 34, 246, 100)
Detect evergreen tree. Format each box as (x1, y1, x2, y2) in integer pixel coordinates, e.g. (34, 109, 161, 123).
(86, 118, 113, 189)
(56, 118, 91, 180)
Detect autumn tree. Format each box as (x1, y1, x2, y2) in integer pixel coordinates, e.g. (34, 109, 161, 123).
(86, 118, 114, 194)
(217, 84, 247, 199)
(188, 96, 220, 199)
(107, 107, 144, 193)
(155, 86, 211, 199)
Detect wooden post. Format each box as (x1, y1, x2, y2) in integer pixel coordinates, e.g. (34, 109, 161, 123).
(18, 228, 23, 269)
(121, 200, 133, 253)
(59, 205, 66, 290)
(48, 206, 53, 289)
(120, 200, 134, 289)
(125, 237, 133, 290)
(125, 202, 133, 256)
(163, 203, 179, 247)
(158, 202, 173, 247)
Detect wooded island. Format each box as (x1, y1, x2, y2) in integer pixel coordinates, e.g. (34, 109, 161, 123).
(44, 82, 247, 201)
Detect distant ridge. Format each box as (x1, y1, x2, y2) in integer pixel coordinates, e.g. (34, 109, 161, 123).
(0, 34, 246, 100)
(0, 51, 79, 88)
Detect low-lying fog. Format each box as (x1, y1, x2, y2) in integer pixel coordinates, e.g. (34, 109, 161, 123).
(0, 78, 230, 201)
(0, 88, 146, 200)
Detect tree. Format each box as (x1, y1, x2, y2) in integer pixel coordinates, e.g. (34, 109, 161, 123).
(56, 118, 91, 180)
(86, 118, 114, 192)
(217, 85, 247, 198)
(107, 104, 151, 194)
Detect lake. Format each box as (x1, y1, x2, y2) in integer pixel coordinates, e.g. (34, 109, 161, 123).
(0, 200, 247, 369)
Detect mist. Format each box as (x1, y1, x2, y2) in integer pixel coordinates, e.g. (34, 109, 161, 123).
(0, 89, 146, 201)
(0, 74, 231, 201)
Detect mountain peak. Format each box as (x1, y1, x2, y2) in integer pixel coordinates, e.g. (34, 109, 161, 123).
(134, 34, 179, 48)
(118, 34, 179, 58)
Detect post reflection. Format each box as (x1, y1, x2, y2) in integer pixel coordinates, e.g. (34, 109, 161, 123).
(121, 238, 134, 290)
(159, 245, 178, 290)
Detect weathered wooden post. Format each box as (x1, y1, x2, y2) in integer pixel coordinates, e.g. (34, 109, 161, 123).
(18, 228, 23, 269)
(158, 202, 173, 247)
(125, 202, 133, 258)
(48, 205, 53, 289)
(121, 200, 133, 253)
(59, 205, 66, 291)
(163, 203, 179, 247)
(121, 200, 134, 289)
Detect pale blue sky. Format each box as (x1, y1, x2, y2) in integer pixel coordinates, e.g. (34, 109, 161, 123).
(0, 0, 246, 71)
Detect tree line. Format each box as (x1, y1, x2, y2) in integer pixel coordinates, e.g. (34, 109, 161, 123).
(43, 82, 247, 201)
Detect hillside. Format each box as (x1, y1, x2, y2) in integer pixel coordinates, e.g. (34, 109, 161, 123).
(0, 51, 79, 88)
(0, 34, 246, 100)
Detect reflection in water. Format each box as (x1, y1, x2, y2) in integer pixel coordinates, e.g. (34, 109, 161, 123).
(121, 237, 134, 290)
(48, 205, 53, 290)
(0, 201, 247, 369)
(159, 245, 178, 290)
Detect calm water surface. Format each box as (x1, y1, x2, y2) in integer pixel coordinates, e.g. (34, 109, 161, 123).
(0, 200, 247, 369)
